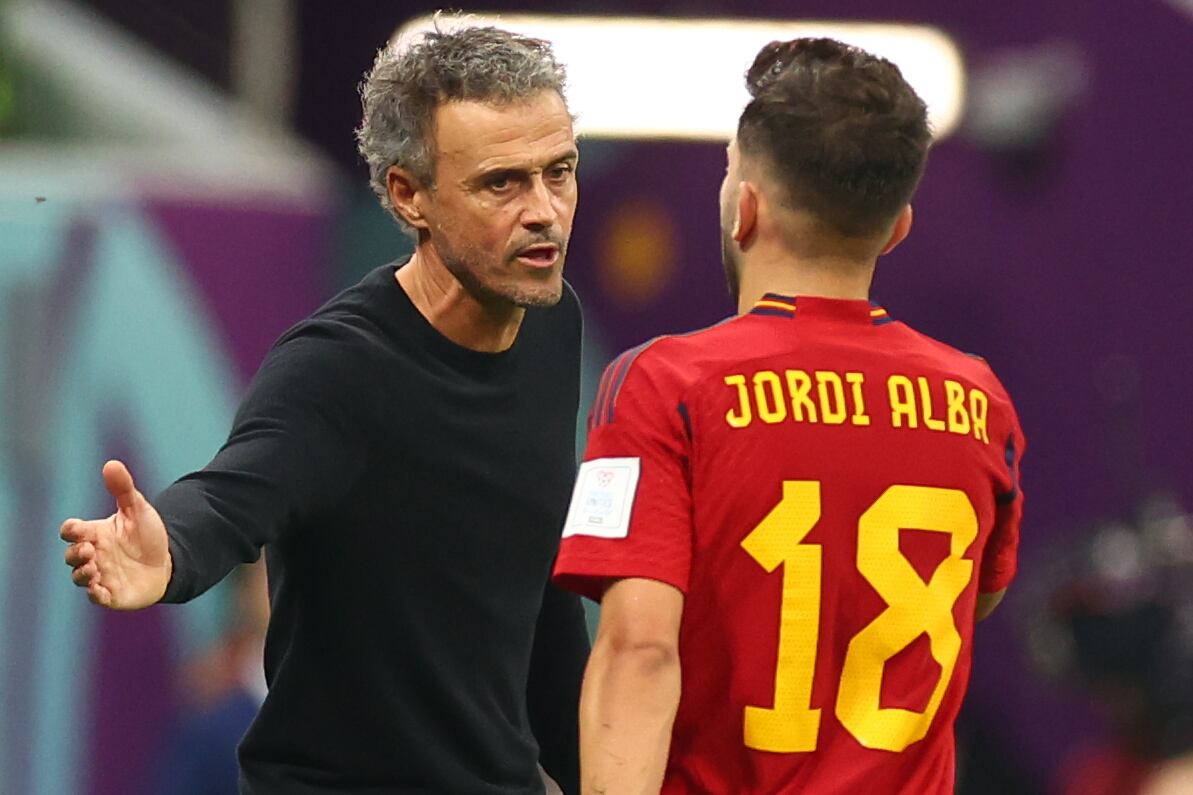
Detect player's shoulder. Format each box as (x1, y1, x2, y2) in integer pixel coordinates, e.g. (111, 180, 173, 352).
(898, 322, 1015, 402)
(608, 315, 750, 382)
(592, 315, 753, 415)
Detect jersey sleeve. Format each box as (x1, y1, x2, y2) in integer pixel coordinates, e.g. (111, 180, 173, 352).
(157, 325, 372, 602)
(979, 400, 1026, 593)
(552, 346, 693, 602)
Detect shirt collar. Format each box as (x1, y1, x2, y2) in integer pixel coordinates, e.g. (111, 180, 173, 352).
(749, 293, 893, 325)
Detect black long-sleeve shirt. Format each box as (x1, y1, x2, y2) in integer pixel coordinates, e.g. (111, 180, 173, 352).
(156, 262, 589, 794)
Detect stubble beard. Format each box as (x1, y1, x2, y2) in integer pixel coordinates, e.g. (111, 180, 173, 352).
(442, 242, 566, 310)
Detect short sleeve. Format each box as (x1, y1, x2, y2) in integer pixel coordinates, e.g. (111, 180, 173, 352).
(979, 409, 1025, 593)
(552, 347, 692, 601)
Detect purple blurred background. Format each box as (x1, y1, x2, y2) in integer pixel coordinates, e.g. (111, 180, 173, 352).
(4, 1, 1191, 793)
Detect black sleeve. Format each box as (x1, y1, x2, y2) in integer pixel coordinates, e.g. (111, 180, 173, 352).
(528, 579, 591, 795)
(157, 326, 371, 602)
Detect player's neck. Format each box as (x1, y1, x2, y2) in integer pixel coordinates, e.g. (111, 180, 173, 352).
(397, 248, 525, 352)
(735, 254, 875, 315)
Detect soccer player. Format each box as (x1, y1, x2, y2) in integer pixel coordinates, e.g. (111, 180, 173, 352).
(60, 20, 588, 795)
(553, 38, 1025, 794)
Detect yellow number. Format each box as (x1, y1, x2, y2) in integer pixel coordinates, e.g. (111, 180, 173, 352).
(742, 482, 977, 754)
(740, 481, 822, 752)
(837, 486, 976, 750)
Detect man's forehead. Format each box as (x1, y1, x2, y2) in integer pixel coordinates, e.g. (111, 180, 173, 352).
(433, 93, 576, 170)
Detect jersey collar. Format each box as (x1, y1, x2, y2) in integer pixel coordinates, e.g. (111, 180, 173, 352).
(749, 293, 893, 325)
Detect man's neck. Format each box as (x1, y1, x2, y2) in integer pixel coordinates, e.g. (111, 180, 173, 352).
(396, 248, 525, 352)
(735, 251, 875, 315)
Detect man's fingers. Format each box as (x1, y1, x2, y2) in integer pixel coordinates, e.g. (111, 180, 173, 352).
(60, 517, 109, 546)
(72, 562, 99, 588)
(87, 583, 112, 607)
(102, 460, 139, 513)
(60, 518, 91, 543)
(64, 542, 96, 568)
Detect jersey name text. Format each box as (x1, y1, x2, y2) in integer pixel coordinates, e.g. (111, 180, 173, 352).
(723, 369, 988, 443)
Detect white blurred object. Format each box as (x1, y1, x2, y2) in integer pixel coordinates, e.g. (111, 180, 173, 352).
(393, 14, 966, 141)
(965, 40, 1090, 152)
(1164, 0, 1193, 22)
(1, 0, 332, 202)
(232, 0, 298, 126)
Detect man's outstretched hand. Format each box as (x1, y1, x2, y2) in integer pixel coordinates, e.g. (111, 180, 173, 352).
(60, 460, 172, 610)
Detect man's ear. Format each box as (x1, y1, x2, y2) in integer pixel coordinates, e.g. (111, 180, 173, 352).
(880, 205, 913, 255)
(734, 182, 759, 245)
(387, 166, 430, 231)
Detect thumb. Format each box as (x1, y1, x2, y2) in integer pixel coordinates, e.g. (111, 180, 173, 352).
(102, 460, 140, 514)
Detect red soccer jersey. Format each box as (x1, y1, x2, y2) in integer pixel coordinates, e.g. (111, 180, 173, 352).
(554, 295, 1025, 795)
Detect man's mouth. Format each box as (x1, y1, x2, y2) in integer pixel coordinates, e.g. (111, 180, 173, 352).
(515, 244, 560, 269)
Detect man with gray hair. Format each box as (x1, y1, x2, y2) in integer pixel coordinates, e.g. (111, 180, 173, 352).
(59, 18, 588, 795)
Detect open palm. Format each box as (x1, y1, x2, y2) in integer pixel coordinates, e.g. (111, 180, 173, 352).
(60, 460, 172, 610)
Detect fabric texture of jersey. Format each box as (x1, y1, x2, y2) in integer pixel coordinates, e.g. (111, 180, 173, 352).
(554, 294, 1025, 795)
(157, 262, 589, 795)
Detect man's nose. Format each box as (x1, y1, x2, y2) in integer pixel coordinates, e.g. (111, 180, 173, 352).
(521, 176, 558, 229)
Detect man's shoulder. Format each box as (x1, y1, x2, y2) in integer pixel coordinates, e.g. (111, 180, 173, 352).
(597, 315, 751, 405)
(308, 262, 400, 326)
(241, 266, 407, 405)
(893, 321, 1015, 402)
(273, 263, 402, 355)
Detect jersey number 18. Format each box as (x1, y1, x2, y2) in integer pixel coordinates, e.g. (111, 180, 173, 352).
(741, 481, 977, 753)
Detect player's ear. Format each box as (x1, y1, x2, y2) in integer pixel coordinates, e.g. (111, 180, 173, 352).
(880, 205, 913, 255)
(734, 182, 759, 245)
(387, 165, 431, 231)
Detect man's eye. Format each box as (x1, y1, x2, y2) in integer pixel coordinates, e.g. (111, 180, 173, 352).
(489, 176, 512, 190)
(547, 164, 574, 181)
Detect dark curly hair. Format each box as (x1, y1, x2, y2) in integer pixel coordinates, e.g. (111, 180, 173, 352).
(737, 38, 932, 238)
(356, 16, 568, 225)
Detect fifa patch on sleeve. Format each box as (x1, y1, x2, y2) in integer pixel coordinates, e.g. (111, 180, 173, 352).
(562, 457, 641, 539)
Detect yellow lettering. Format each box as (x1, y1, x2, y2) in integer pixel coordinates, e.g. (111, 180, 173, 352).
(887, 375, 917, 429)
(754, 371, 788, 424)
(816, 371, 847, 425)
(847, 372, 871, 426)
(969, 389, 989, 443)
(725, 374, 752, 428)
(785, 370, 818, 423)
(944, 380, 970, 435)
(917, 377, 946, 431)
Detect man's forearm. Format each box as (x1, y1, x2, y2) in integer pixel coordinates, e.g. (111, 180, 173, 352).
(580, 640, 681, 795)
